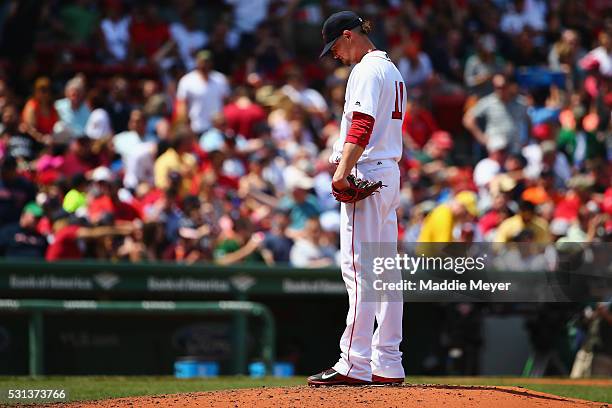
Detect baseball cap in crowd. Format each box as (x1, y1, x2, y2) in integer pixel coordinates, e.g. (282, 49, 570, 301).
(455, 191, 479, 217)
(23, 202, 43, 218)
(91, 166, 114, 182)
(320, 11, 364, 58)
(430, 130, 453, 150)
(532, 123, 552, 140)
(521, 186, 550, 205)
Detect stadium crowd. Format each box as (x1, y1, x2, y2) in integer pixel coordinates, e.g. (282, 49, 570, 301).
(0, 0, 610, 266)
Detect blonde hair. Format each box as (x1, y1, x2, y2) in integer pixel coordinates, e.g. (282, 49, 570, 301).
(360, 20, 373, 35)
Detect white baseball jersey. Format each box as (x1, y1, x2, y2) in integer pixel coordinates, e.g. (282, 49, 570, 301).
(330, 49, 406, 381)
(330, 50, 406, 164)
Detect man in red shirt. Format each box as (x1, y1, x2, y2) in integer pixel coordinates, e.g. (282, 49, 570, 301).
(87, 167, 141, 224)
(223, 87, 266, 139)
(45, 211, 133, 261)
(129, 4, 170, 62)
(61, 136, 98, 178)
(402, 93, 439, 149)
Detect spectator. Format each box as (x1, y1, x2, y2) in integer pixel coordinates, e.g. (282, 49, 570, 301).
(473, 138, 508, 211)
(290, 217, 334, 268)
(509, 27, 547, 67)
(280, 70, 328, 119)
(500, 0, 545, 36)
(418, 191, 479, 243)
(223, 87, 266, 139)
(169, 10, 208, 71)
(548, 29, 586, 75)
(0, 156, 36, 227)
(225, 0, 270, 47)
(580, 28, 612, 78)
(238, 153, 275, 217)
(112, 109, 149, 158)
(0, 202, 47, 258)
(54, 76, 91, 137)
(463, 74, 529, 153)
(571, 301, 612, 377)
(1, 104, 41, 163)
(154, 129, 196, 193)
(84, 89, 113, 141)
(523, 140, 572, 188)
(556, 108, 607, 168)
(252, 21, 286, 80)
(21, 77, 59, 138)
(62, 174, 88, 214)
(402, 92, 439, 149)
(494, 199, 551, 243)
(129, 3, 170, 64)
(590, 302, 612, 376)
(87, 168, 141, 225)
(61, 136, 98, 178)
(214, 217, 264, 265)
(175, 50, 230, 134)
(527, 87, 560, 129)
(98, 0, 131, 63)
(106, 76, 131, 134)
(58, 0, 100, 45)
(279, 175, 320, 232)
(123, 142, 156, 190)
(261, 209, 293, 265)
(412, 130, 454, 168)
(207, 21, 239, 75)
(464, 34, 504, 96)
(45, 210, 132, 261)
(398, 42, 434, 89)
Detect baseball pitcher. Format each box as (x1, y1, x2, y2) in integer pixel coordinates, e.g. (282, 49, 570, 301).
(308, 11, 406, 386)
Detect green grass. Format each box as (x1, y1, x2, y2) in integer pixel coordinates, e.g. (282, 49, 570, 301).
(0, 376, 609, 405)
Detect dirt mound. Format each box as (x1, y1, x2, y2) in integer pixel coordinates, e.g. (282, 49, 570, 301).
(45, 384, 607, 408)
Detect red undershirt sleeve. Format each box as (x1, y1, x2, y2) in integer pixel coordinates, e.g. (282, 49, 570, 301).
(345, 112, 375, 148)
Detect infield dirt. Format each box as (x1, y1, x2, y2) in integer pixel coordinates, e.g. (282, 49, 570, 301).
(39, 384, 609, 408)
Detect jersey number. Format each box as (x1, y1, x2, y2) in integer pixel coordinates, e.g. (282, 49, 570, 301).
(391, 81, 404, 120)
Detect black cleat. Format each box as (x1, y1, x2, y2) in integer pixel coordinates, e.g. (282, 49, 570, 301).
(307, 368, 371, 386)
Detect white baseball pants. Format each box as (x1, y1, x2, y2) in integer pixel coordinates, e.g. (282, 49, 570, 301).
(332, 159, 405, 381)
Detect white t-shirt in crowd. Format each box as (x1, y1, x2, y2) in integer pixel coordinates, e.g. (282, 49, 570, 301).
(331, 50, 406, 164)
(85, 108, 112, 140)
(225, 0, 270, 34)
(586, 46, 612, 77)
(170, 23, 208, 71)
(113, 130, 144, 158)
(398, 52, 433, 88)
(500, 0, 545, 35)
(101, 17, 131, 61)
(176, 70, 230, 134)
(123, 142, 155, 189)
(473, 158, 501, 188)
(522, 143, 572, 187)
(290, 238, 326, 267)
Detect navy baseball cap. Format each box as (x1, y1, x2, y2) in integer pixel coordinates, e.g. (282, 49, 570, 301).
(320, 11, 363, 58)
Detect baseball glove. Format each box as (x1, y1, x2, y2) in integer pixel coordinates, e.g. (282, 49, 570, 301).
(332, 174, 385, 203)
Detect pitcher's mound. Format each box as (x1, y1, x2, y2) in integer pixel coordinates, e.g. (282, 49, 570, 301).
(55, 384, 607, 408)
